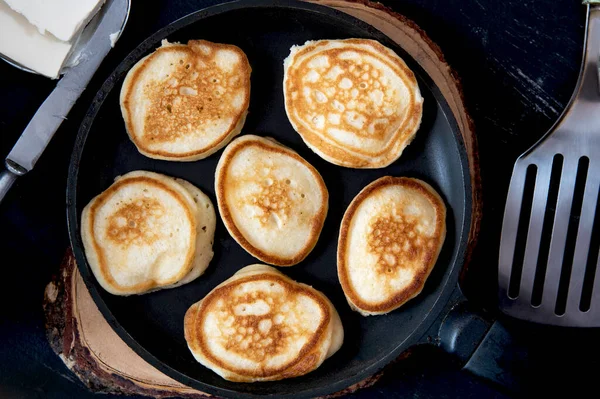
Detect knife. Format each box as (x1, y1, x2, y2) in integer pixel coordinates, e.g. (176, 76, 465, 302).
(0, 0, 130, 203)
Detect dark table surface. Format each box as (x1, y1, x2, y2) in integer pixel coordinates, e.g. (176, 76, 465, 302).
(1, 0, 599, 398)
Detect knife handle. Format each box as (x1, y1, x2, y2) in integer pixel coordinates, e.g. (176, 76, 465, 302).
(0, 161, 27, 203)
(0, 170, 18, 203)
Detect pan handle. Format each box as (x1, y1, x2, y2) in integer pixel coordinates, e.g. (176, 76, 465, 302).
(435, 288, 528, 393)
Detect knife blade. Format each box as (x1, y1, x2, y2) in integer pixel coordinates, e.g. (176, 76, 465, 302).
(0, 0, 129, 202)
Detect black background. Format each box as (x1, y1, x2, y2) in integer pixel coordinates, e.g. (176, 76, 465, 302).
(1, 0, 598, 398)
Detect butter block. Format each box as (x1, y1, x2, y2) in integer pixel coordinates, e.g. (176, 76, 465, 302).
(0, 1, 72, 79)
(5, 0, 105, 42)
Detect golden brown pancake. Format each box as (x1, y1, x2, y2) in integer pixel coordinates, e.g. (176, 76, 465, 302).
(215, 135, 328, 266)
(184, 264, 344, 382)
(284, 39, 423, 168)
(81, 171, 216, 295)
(120, 39, 251, 161)
(337, 176, 446, 315)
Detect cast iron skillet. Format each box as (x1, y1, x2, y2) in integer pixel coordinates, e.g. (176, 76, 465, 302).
(67, 0, 474, 397)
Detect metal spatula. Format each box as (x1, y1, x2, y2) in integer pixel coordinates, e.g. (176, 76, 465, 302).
(499, 1, 600, 327)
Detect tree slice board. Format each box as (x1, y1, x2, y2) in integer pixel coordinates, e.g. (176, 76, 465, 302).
(43, 0, 481, 396)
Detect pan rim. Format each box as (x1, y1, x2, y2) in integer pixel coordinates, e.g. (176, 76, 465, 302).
(66, 0, 473, 397)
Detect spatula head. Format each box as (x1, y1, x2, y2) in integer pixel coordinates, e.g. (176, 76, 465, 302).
(499, 139, 600, 327)
(499, 1, 600, 327)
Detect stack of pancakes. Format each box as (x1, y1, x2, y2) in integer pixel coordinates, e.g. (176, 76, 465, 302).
(79, 37, 447, 382)
(284, 39, 423, 169)
(184, 265, 343, 382)
(81, 171, 216, 296)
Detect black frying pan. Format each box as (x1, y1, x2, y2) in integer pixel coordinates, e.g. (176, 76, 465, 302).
(66, 0, 478, 397)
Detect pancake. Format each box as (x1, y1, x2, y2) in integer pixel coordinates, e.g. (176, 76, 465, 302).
(184, 264, 344, 382)
(120, 39, 251, 161)
(215, 135, 328, 266)
(164, 178, 216, 288)
(337, 176, 446, 315)
(283, 39, 423, 169)
(81, 171, 216, 295)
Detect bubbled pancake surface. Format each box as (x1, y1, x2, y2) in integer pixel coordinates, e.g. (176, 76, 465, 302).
(338, 177, 446, 315)
(284, 39, 423, 169)
(184, 265, 344, 382)
(120, 40, 251, 161)
(215, 135, 328, 266)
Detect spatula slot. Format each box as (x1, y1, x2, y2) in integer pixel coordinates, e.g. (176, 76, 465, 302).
(580, 179, 600, 312)
(531, 154, 564, 307)
(554, 156, 589, 315)
(509, 164, 537, 299)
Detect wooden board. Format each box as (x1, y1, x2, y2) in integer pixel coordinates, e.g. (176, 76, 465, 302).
(43, 1, 481, 396)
